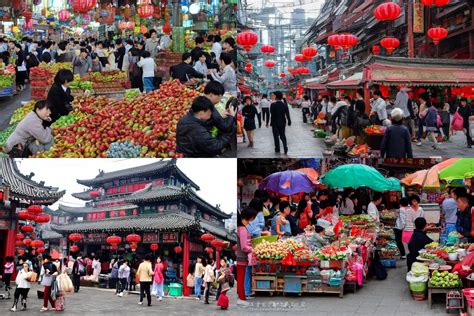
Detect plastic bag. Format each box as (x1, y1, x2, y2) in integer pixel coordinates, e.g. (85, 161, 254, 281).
(406, 271, 428, 283)
(451, 112, 464, 131)
(410, 262, 429, 277)
(58, 273, 73, 293)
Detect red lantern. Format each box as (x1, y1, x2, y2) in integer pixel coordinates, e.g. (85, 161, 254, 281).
(16, 240, 23, 247)
(23, 10, 33, 22)
(16, 233, 24, 240)
(288, 67, 295, 72)
(421, 0, 449, 6)
(58, 10, 71, 22)
(380, 37, 400, 54)
(236, 30, 258, 52)
(13, 0, 21, 10)
(69, 233, 82, 243)
(162, 23, 172, 34)
(264, 60, 275, 68)
(372, 45, 381, 55)
(328, 34, 341, 50)
(211, 239, 229, 249)
(338, 34, 359, 51)
(280, 73, 286, 78)
(260, 45, 275, 54)
(72, 0, 96, 14)
(294, 54, 305, 63)
(200, 233, 215, 242)
(297, 67, 310, 75)
(137, 4, 154, 19)
(302, 47, 317, 60)
(36, 247, 45, 254)
(174, 246, 182, 254)
(23, 238, 32, 246)
(110, 245, 118, 250)
(118, 21, 127, 31)
(30, 239, 44, 249)
(130, 242, 138, 252)
(106, 235, 122, 246)
(70, 245, 80, 253)
(126, 234, 141, 243)
(205, 247, 213, 255)
(374, 2, 401, 22)
(18, 210, 29, 220)
(27, 205, 42, 215)
(35, 213, 50, 224)
(21, 225, 34, 233)
(127, 22, 135, 31)
(150, 243, 159, 251)
(427, 27, 448, 45)
(17, 249, 25, 255)
(88, 191, 100, 198)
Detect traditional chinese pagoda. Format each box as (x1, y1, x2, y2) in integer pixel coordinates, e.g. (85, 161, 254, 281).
(50, 159, 234, 296)
(0, 158, 65, 259)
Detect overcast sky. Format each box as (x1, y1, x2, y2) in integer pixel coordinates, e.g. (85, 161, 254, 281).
(16, 159, 237, 214)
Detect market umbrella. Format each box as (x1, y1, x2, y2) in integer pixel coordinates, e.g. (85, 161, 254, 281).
(320, 164, 401, 191)
(259, 170, 316, 195)
(400, 169, 428, 187)
(400, 158, 459, 189)
(296, 168, 319, 185)
(438, 158, 474, 183)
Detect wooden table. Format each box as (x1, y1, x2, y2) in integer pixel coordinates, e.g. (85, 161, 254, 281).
(427, 286, 462, 309)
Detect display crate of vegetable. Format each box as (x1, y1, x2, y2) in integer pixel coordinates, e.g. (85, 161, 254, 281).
(429, 271, 462, 288)
(0, 87, 14, 97)
(251, 235, 278, 247)
(0, 124, 17, 148)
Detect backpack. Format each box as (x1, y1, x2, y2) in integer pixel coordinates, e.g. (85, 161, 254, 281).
(339, 106, 349, 127)
(370, 251, 388, 280)
(78, 260, 85, 276)
(452, 111, 464, 131)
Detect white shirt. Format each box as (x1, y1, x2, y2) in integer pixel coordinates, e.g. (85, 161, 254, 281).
(367, 202, 380, 222)
(160, 35, 171, 50)
(194, 61, 208, 75)
(260, 98, 270, 109)
(211, 64, 237, 96)
(137, 57, 155, 78)
(302, 100, 311, 109)
(211, 42, 222, 62)
(372, 98, 388, 121)
(61, 84, 67, 92)
(15, 269, 31, 289)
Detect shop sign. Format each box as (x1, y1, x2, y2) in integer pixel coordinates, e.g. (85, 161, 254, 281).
(161, 232, 178, 243)
(143, 232, 159, 243)
(0, 219, 11, 229)
(83, 233, 107, 243)
(413, 0, 424, 34)
(382, 158, 437, 168)
(189, 242, 203, 253)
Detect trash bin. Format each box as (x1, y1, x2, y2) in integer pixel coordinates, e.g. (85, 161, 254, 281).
(168, 283, 182, 297)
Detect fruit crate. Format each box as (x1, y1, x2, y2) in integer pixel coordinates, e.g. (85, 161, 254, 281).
(0, 86, 14, 97)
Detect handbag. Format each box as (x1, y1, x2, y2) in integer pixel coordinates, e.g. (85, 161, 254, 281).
(186, 273, 194, 288)
(26, 271, 38, 282)
(51, 278, 59, 300)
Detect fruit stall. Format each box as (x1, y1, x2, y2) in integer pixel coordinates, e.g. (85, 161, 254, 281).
(251, 216, 378, 298)
(30, 62, 73, 100)
(83, 70, 130, 97)
(0, 65, 16, 98)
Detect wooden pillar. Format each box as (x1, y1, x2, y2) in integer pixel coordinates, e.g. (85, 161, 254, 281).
(5, 228, 15, 257)
(470, 31, 474, 60)
(215, 248, 221, 269)
(182, 232, 190, 297)
(407, 0, 415, 58)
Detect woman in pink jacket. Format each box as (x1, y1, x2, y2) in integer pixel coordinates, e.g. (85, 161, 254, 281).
(236, 207, 257, 306)
(152, 256, 164, 301)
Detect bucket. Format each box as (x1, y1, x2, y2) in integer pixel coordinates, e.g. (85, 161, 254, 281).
(168, 283, 182, 297)
(448, 253, 458, 261)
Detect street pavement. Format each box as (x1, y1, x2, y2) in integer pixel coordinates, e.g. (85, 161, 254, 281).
(0, 283, 238, 316)
(0, 86, 31, 131)
(238, 106, 474, 158)
(237, 260, 448, 316)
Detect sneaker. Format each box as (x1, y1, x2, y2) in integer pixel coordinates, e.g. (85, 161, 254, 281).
(118, 292, 123, 297)
(401, 256, 406, 259)
(138, 302, 143, 305)
(237, 299, 250, 306)
(416, 141, 422, 146)
(40, 307, 48, 312)
(158, 297, 162, 301)
(116, 293, 120, 296)
(10, 306, 17, 312)
(195, 297, 200, 301)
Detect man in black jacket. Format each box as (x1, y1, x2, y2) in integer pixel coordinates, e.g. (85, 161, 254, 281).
(457, 98, 474, 148)
(170, 52, 204, 84)
(114, 39, 126, 70)
(407, 217, 433, 271)
(177, 96, 232, 157)
(270, 91, 291, 154)
(46, 69, 74, 125)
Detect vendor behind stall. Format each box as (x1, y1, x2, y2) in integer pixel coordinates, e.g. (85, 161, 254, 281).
(455, 194, 473, 243)
(271, 201, 291, 237)
(367, 192, 383, 223)
(407, 218, 433, 271)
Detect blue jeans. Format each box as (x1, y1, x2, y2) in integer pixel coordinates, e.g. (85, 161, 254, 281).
(143, 77, 154, 93)
(152, 282, 164, 298)
(194, 277, 203, 298)
(245, 266, 252, 296)
(440, 223, 457, 244)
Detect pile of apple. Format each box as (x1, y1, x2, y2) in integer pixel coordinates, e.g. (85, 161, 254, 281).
(35, 80, 200, 158)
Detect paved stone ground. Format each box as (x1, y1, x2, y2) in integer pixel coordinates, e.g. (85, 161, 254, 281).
(237, 260, 450, 316)
(0, 86, 30, 131)
(237, 106, 474, 158)
(0, 284, 238, 316)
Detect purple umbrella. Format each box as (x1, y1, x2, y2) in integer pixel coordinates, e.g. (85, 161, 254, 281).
(259, 170, 315, 195)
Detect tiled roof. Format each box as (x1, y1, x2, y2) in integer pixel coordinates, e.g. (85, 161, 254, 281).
(0, 158, 65, 205)
(126, 185, 231, 220)
(57, 203, 138, 214)
(76, 159, 199, 190)
(51, 212, 199, 233)
(71, 190, 95, 201)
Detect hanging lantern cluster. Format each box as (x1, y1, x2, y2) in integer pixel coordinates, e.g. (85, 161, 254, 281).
(294, 54, 305, 63)
(297, 67, 310, 75)
(106, 235, 122, 250)
(126, 234, 141, 252)
(236, 30, 258, 52)
(260, 45, 275, 54)
(374, 2, 401, 22)
(72, 0, 97, 14)
(372, 45, 381, 55)
(280, 73, 286, 78)
(327, 34, 358, 51)
(245, 62, 253, 72)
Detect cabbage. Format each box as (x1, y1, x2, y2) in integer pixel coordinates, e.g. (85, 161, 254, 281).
(410, 262, 429, 276)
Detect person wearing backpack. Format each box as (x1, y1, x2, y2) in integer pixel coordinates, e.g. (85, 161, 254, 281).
(72, 256, 85, 293)
(128, 48, 143, 92)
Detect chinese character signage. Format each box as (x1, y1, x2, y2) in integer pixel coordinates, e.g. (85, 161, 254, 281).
(189, 242, 204, 253)
(161, 232, 178, 243)
(143, 232, 159, 243)
(413, 0, 424, 34)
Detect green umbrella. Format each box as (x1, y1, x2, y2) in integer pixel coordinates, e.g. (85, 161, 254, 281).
(321, 164, 401, 191)
(438, 158, 474, 182)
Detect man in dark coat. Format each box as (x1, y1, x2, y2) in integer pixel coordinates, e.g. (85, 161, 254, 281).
(457, 98, 474, 148)
(46, 69, 74, 125)
(170, 52, 204, 84)
(407, 217, 433, 271)
(176, 96, 232, 157)
(270, 91, 291, 154)
(456, 194, 473, 243)
(114, 39, 126, 70)
(380, 108, 413, 158)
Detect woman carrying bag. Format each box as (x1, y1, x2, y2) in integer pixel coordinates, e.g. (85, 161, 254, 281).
(55, 266, 73, 311)
(10, 262, 35, 312)
(203, 259, 215, 304)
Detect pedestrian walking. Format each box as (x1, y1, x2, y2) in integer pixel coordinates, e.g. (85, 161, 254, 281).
(40, 254, 58, 312)
(71, 255, 85, 292)
(242, 96, 258, 148)
(270, 91, 291, 154)
(117, 260, 130, 297)
(417, 94, 438, 149)
(203, 259, 215, 304)
(194, 256, 205, 300)
(216, 259, 232, 310)
(3, 256, 14, 294)
(152, 257, 164, 301)
(301, 95, 311, 124)
(137, 254, 153, 306)
(380, 108, 413, 158)
(10, 262, 33, 312)
(253, 96, 262, 128)
(260, 94, 271, 127)
(457, 98, 474, 148)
